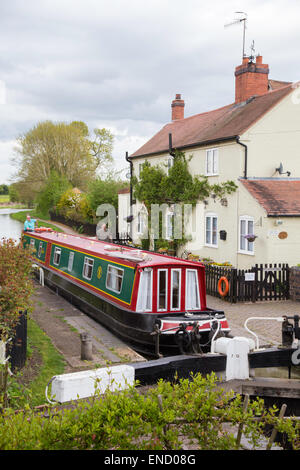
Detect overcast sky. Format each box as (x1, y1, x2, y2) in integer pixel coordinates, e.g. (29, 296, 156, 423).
(0, 0, 300, 184)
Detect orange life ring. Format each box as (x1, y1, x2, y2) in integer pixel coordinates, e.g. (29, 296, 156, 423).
(218, 276, 229, 297)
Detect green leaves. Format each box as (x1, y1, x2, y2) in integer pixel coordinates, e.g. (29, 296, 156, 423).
(0, 239, 34, 341)
(0, 372, 298, 450)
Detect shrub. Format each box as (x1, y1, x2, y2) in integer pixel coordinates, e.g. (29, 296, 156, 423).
(0, 372, 298, 450)
(0, 238, 34, 341)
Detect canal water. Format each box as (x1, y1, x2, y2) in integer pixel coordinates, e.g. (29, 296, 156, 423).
(0, 208, 28, 240)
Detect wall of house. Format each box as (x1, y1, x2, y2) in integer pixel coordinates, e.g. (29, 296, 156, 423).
(241, 89, 300, 178)
(118, 192, 131, 235)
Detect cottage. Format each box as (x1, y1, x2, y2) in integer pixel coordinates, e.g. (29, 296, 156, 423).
(119, 54, 300, 269)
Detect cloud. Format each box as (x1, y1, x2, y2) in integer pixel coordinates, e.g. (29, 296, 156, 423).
(0, 0, 300, 183)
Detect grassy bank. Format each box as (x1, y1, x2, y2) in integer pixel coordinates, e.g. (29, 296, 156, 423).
(10, 210, 64, 233)
(9, 318, 66, 408)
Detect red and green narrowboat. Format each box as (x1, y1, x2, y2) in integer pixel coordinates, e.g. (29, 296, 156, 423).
(23, 229, 230, 356)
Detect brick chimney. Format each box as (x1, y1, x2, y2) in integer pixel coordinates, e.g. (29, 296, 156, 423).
(171, 94, 185, 120)
(235, 55, 269, 103)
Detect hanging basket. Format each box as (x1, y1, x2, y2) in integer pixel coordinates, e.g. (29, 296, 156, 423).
(243, 234, 257, 243)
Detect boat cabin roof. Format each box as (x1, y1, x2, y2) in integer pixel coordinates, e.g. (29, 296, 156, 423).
(26, 230, 204, 269)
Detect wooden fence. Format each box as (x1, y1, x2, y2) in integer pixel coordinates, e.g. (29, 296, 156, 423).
(6, 311, 27, 372)
(205, 263, 290, 303)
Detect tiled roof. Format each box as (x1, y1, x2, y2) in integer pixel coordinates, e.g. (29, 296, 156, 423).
(268, 79, 292, 90)
(241, 178, 300, 216)
(130, 83, 294, 158)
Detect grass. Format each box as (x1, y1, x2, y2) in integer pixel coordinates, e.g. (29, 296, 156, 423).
(24, 318, 66, 407)
(0, 195, 9, 203)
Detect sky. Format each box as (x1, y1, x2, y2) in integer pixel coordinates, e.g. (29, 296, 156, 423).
(0, 0, 300, 184)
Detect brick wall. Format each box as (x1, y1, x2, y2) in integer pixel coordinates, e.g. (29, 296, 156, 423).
(235, 55, 269, 103)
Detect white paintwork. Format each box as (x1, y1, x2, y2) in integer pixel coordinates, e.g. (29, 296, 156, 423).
(0, 341, 6, 365)
(213, 336, 256, 381)
(48, 365, 135, 403)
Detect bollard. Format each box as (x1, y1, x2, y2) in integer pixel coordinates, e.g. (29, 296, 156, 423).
(80, 332, 93, 361)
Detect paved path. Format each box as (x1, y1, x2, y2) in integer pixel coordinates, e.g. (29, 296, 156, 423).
(207, 295, 300, 347)
(32, 283, 144, 373)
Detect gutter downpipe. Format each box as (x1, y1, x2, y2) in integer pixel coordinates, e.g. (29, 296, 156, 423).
(169, 133, 176, 157)
(125, 151, 133, 239)
(236, 136, 248, 179)
(125, 151, 133, 207)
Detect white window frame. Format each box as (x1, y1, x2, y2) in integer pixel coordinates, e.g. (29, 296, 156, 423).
(239, 215, 255, 255)
(53, 247, 61, 266)
(167, 157, 173, 175)
(205, 148, 219, 176)
(38, 242, 43, 258)
(106, 264, 124, 294)
(136, 268, 153, 312)
(157, 269, 168, 311)
(137, 211, 145, 235)
(205, 213, 218, 247)
(166, 211, 174, 240)
(68, 252, 75, 271)
(82, 257, 94, 280)
(171, 269, 181, 311)
(185, 269, 200, 310)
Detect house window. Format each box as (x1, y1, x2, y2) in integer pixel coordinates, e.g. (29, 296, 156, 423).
(38, 242, 43, 258)
(167, 158, 173, 175)
(136, 268, 152, 311)
(171, 269, 181, 310)
(206, 148, 218, 176)
(185, 269, 200, 310)
(137, 211, 145, 235)
(239, 216, 254, 254)
(205, 214, 218, 247)
(53, 247, 61, 266)
(106, 264, 124, 294)
(68, 252, 74, 271)
(166, 212, 174, 239)
(83, 257, 94, 280)
(157, 269, 168, 311)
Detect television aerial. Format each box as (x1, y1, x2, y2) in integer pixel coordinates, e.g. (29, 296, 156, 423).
(225, 11, 248, 59)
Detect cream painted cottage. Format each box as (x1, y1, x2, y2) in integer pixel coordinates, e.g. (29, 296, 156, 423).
(118, 54, 300, 269)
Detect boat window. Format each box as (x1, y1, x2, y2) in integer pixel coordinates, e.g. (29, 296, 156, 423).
(106, 265, 124, 294)
(171, 269, 181, 310)
(38, 242, 43, 258)
(185, 269, 200, 310)
(30, 239, 35, 249)
(53, 247, 61, 266)
(136, 268, 152, 311)
(68, 252, 74, 271)
(157, 269, 167, 311)
(83, 257, 94, 280)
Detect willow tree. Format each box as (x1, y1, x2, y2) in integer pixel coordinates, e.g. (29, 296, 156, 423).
(12, 121, 114, 198)
(132, 150, 237, 251)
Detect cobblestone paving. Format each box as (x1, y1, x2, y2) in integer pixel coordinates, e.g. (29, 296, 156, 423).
(207, 295, 300, 347)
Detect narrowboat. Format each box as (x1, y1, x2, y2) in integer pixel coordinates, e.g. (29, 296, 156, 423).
(23, 229, 230, 356)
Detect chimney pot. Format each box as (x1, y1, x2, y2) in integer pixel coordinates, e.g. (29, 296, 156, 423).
(171, 94, 185, 121)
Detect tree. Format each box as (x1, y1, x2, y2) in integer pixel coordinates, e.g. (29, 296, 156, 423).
(0, 184, 9, 195)
(87, 177, 129, 214)
(132, 150, 237, 251)
(12, 121, 114, 198)
(35, 170, 72, 217)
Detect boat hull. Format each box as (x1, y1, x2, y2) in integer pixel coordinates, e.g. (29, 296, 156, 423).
(40, 267, 229, 357)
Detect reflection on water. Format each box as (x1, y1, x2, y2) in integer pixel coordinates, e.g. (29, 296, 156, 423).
(0, 209, 29, 241)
